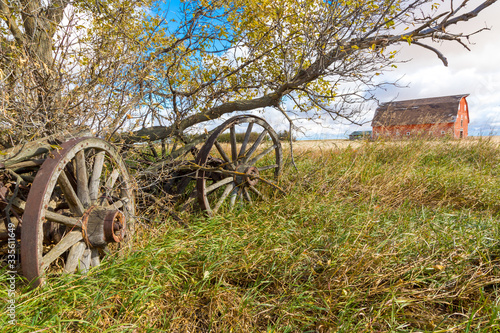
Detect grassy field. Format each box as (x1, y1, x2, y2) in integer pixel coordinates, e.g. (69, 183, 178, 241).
(2, 138, 500, 332)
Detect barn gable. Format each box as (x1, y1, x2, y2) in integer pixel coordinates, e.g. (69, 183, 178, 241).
(372, 94, 469, 127)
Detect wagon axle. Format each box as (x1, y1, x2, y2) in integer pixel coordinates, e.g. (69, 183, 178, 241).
(234, 165, 260, 187)
(82, 206, 126, 248)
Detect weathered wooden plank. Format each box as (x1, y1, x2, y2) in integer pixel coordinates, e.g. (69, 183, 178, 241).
(0, 130, 91, 167)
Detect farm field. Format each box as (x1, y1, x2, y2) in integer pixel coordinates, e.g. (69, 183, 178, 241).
(2, 137, 500, 332)
(292, 135, 500, 151)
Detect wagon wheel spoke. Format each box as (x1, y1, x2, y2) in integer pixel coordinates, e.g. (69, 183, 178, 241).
(257, 164, 279, 172)
(102, 168, 120, 206)
(64, 241, 87, 274)
(243, 187, 253, 204)
(213, 183, 235, 214)
(249, 185, 265, 200)
(243, 129, 267, 163)
(78, 248, 92, 274)
(40, 231, 83, 271)
(230, 126, 238, 161)
(239, 122, 254, 158)
(58, 171, 85, 216)
(75, 150, 91, 208)
(44, 211, 81, 227)
(90, 248, 101, 267)
(89, 151, 105, 204)
(247, 145, 278, 166)
(214, 141, 232, 166)
(105, 168, 120, 189)
(229, 186, 239, 210)
(205, 177, 233, 194)
(237, 189, 244, 205)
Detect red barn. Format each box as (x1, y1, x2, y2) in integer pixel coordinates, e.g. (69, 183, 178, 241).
(371, 94, 469, 139)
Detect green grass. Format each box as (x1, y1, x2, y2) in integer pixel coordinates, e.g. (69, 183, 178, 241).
(2, 138, 500, 332)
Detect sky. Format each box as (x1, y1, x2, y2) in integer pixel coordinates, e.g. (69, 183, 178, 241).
(292, 0, 500, 139)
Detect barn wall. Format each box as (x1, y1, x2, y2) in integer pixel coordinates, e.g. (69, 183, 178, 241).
(453, 97, 469, 138)
(372, 123, 455, 139)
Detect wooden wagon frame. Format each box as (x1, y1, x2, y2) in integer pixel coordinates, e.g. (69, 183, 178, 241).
(0, 115, 283, 287)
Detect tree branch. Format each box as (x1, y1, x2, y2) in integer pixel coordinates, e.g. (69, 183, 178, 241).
(277, 105, 298, 171)
(412, 41, 449, 66)
(0, 0, 25, 46)
(420, 0, 497, 34)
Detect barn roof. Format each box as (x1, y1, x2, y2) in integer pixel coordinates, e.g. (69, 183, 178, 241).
(372, 94, 469, 127)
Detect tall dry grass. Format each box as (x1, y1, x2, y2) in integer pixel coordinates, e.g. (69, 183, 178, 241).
(1, 137, 500, 332)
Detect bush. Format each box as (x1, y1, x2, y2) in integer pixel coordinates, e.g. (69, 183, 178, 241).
(277, 129, 296, 142)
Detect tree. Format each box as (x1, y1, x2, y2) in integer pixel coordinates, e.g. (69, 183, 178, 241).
(0, 0, 69, 145)
(0, 0, 151, 147)
(1, 0, 497, 149)
(121, 0, 497, 147)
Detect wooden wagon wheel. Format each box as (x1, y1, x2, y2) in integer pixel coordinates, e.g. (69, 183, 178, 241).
(21, 137, 135, 287)
(195, 115, 283, 216)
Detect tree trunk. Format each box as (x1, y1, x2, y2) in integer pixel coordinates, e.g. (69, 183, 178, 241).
(1, 0, 70, 136)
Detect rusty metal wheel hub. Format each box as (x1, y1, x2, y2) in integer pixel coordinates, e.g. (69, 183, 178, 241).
(234, 165, 259, 186)
(82, 206, 126, 247)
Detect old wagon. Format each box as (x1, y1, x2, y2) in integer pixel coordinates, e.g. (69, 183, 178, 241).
(0, 115, 283, 287)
